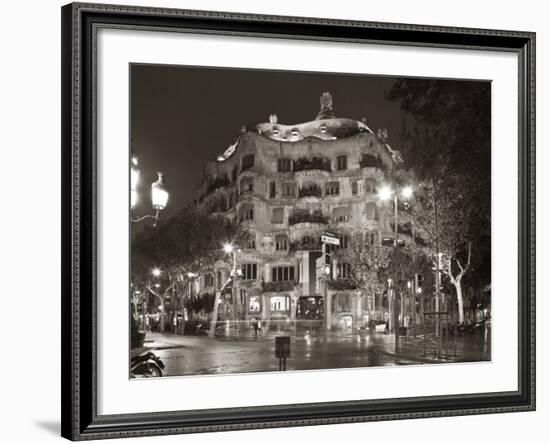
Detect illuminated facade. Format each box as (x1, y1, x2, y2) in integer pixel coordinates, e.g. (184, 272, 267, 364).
(195, 93, 408, 331)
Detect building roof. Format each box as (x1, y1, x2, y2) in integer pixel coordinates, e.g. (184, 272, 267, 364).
(215, 92, 401, 164)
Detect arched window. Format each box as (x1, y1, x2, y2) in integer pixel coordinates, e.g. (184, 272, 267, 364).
(204, 273, 214, 288)
(337, 262, 352, 279)
(238, 204, 254, 222)
(325, 181, 340, 196)
(337, 155, 348, 170)
(271, 208, 284, 224)
(365, 178, 377, 193)
(333, 207, 351, 223)
(365, 202, 378, 220)
(242, 154, 254, 170)
(351, 180, 359, 196)
(240, 177, 254, 194)
(275, 234, 289, 251)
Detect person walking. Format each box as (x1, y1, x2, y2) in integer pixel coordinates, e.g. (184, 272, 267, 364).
(253, 318, 259, 339)
(257, 319, 262, 337)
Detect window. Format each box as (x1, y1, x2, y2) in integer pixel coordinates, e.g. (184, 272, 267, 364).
(270, 296, 289, 312)
(337, 262, 352, 279)
(366, 231, 377, 246)
(246, 236, 256, 250)
(271, 207, 284, 224)
(351, 181, 358, 196)
(240, 289, 246, 305)
(281, 182, 296, 197)
(337, 234, 348, 249)
(272, 266, 295, 282)
(240, 177, 253, 194)
(275, 234, 289, 251)
(242, 154, 254, 170)
(249, 295, 260, 312)
(365, 178, 377, 193)
(241, 263, 258, 280)
(325, 181, 340, 196)
(333, 207, 351, 223)
(365, 202, 377, 220)
(239, 204, 254, 222)
(204, 274, 214, 287)
(277, 158, 292, 172)
(269, 181, 276, 198)
(337, 155, 347, 170)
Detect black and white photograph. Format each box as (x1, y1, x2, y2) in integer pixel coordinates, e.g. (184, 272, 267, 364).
(129, 65, 491, 378)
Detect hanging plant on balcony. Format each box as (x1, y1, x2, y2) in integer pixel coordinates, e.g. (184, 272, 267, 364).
(261, 280, 296, 292)
(327, 279, 358, 291)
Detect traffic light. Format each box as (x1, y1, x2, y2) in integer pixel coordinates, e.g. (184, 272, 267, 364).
(325, 249, 332, 276)
(415, 273, 424, 290)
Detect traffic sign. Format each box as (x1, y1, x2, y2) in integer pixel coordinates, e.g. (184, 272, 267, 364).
(321, 234, 339, 245)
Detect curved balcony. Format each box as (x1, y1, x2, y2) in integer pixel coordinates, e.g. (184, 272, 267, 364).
(290, 236, 322, 251)
(298, 184, 322, 199)
(288, 210, 329, 226)
(206, 176, 230, 194)
(293, 157, 332, 173)
(327, 279, 358, 291)
(359, 154, 386, 171)
(261, 281, 296, 293)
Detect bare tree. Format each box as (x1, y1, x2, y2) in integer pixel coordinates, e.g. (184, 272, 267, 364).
(406, 177, 472, 324)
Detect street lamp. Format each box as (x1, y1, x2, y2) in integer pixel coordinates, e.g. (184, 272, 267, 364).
(378, 184, 414, 351)
(223, 243, 242, 323)
(377, 183, 414, 247)
(152, 268, 161, 278)
(131, 155, 169, 227)
(131, 156, 139, 208)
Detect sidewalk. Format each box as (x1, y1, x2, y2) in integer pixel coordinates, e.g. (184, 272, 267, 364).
(376, 332, 491, 364)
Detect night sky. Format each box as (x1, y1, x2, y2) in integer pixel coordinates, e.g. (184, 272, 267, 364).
(130, 64, 405, 221)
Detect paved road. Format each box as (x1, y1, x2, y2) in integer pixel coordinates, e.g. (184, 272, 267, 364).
(142, 330, 489, 377)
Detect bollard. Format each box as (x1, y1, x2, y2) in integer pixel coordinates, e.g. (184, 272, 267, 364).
(275, 336, 290, 371)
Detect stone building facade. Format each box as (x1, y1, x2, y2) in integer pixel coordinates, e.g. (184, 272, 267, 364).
(195, 93, 408, 331)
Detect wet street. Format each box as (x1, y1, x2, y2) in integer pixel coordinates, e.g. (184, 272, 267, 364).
(143, 328, 490, 377)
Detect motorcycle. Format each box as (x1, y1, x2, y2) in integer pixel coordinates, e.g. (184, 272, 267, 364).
(131, 348, 165, 378)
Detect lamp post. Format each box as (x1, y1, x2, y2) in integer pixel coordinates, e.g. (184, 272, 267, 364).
(223, 243, 242, 328)
(378, 184, 414, 352)
(131, 156, 169, 227)
(151, 268, 165, 333)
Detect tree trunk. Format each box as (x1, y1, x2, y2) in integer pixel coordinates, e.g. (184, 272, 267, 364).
(455, 281, 465, 324)
(160, 300, 166, 333)
(208, 291, 221, 337)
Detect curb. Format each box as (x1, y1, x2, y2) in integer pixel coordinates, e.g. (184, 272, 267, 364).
(374, 348, 456, 364)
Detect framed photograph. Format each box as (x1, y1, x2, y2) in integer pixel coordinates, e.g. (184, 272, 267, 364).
(61, 2, 535, 440)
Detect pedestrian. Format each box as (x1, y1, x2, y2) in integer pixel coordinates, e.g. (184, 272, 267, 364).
(257, 319, 262, 337)
(253, 318, 259, 339)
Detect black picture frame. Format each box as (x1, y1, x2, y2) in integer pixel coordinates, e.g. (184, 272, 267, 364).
(61, 2, 536, 440)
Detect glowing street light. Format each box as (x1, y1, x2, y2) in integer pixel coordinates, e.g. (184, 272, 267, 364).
(151, 172, 169, 211)
(131, 154, 169, 227)
(223, 243, 234, 254)
(152, 268, 161, 278)
(131, 157, 140, 209)
(401, 185, 413, 200)
(378, 185, 393, 202)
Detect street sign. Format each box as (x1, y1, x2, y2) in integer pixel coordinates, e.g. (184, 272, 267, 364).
(321, 234, 339, 245)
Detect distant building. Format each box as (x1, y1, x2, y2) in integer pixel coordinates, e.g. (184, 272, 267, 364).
(195, 92, 409, 331)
